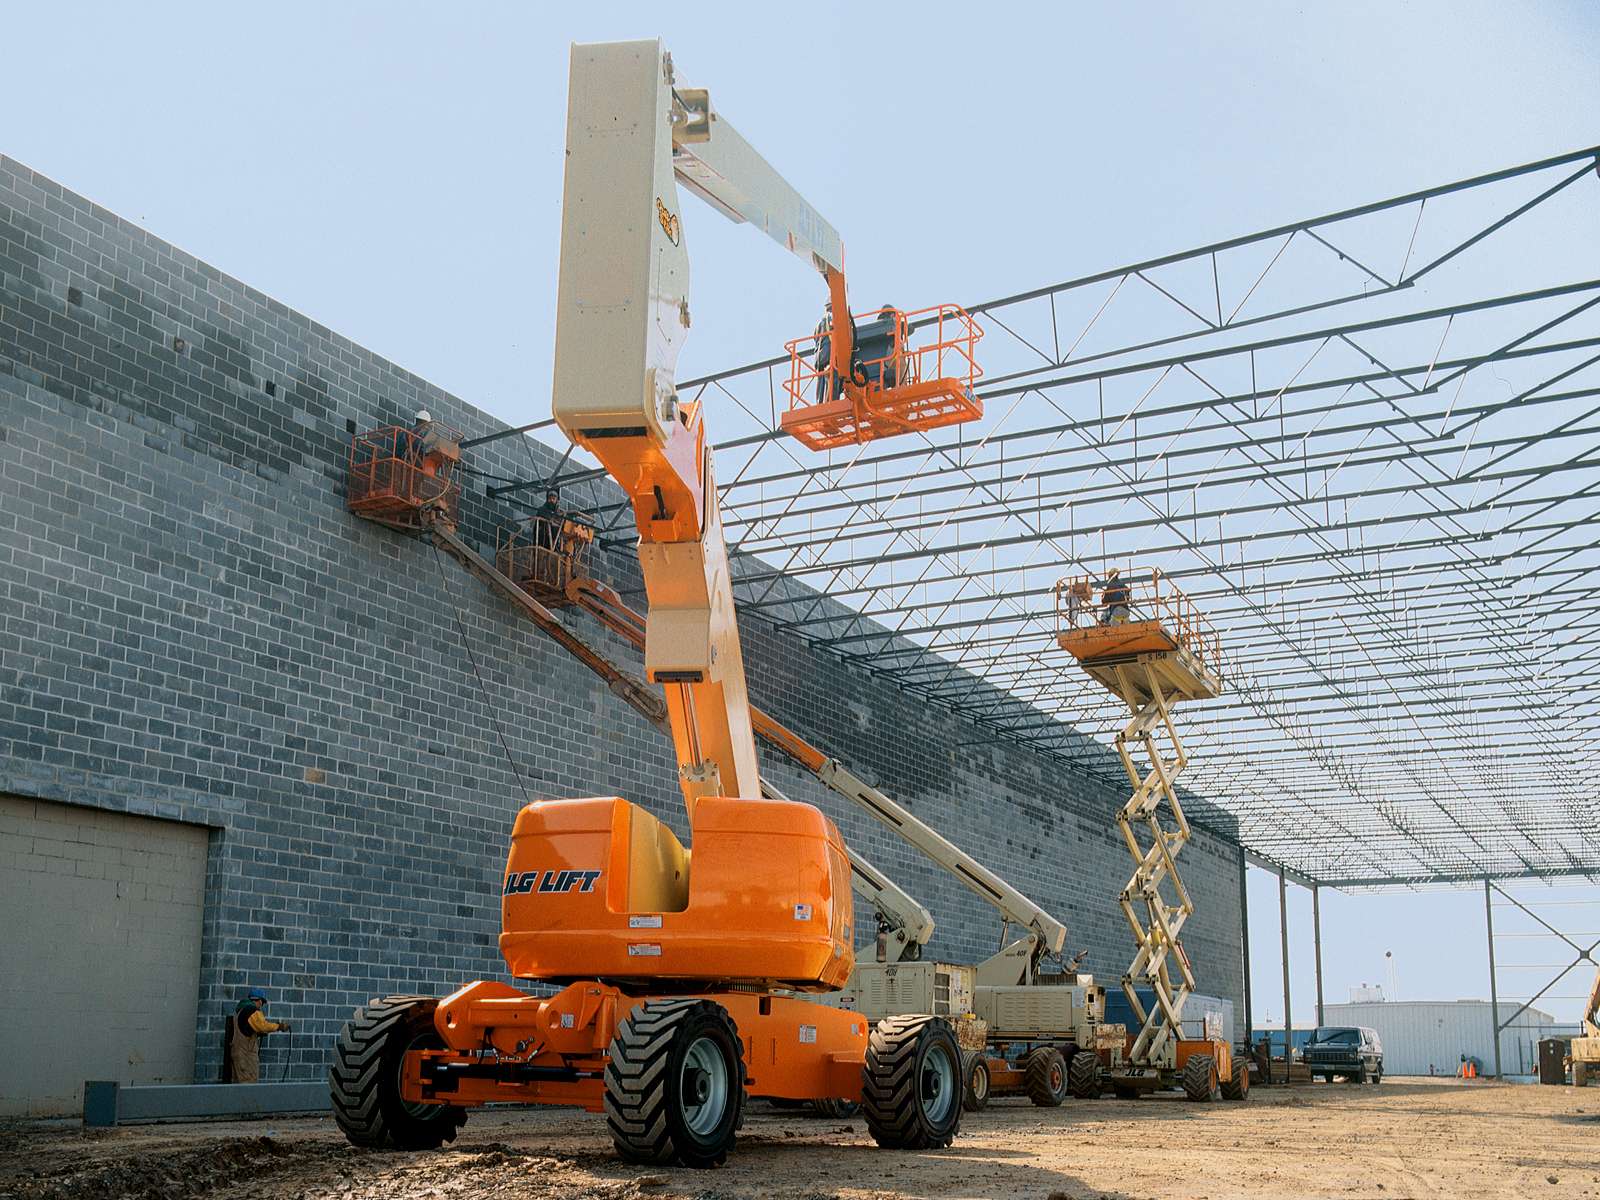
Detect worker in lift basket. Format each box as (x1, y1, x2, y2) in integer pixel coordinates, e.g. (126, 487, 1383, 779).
(404, 409, 435, 464)
(1100, 568, 1132, 625)
(813, 300, 835, 405)
(222, 989, 292, 1083)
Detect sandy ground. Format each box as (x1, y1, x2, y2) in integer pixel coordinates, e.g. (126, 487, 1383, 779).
(1, 1078, 1596, 1200)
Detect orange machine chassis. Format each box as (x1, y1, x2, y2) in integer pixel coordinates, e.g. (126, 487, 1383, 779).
(403, 979, 870, 1111)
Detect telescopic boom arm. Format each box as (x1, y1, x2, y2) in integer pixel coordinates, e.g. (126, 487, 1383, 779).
(552, 39, 858, 815)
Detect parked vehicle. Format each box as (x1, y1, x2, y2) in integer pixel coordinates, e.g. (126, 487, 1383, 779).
(1305, 1026, 1383, 1083)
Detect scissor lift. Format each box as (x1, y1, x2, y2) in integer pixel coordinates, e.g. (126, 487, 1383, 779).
(1056, 570, 1246, 1102)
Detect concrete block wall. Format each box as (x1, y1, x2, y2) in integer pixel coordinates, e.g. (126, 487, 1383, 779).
(0, 153, 1242, 1095)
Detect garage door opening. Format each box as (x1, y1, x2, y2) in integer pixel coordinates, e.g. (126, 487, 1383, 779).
(0, 796, 209, 1116)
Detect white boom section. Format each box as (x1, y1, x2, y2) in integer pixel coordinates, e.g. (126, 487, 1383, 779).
(670, 85, 843, 275)
(812, 755, 1070, 978)
(552, 38, 840, 446)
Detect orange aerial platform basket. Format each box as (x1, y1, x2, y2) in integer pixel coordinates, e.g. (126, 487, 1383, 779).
(780, 304, 983, 450)
(347, 423, 463, 530)
(495, 513, 596, 608)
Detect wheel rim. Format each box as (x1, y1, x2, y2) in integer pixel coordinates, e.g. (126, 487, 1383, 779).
(680, 1035, 730, 1138)
(1051, 1060, 1065, 1092)
(920, 1044, 957, 1124)
(398, 1033, 442, 1121)
(971, 1062, 989, 1101)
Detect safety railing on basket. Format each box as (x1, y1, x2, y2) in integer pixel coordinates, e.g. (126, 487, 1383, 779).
(779, 303, 983, 449)
(346, 422, 463, 530)
(495, 513, 596, 606)
(1054, 569, 1221, 678)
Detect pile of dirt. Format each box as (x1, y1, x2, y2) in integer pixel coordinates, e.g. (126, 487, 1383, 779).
(1, 1135, 315, 1200)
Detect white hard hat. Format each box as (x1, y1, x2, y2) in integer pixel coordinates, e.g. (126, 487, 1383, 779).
(415, 409, 432, 424)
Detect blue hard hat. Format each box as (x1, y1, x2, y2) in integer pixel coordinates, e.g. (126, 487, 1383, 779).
(248, 989, 268, 1002)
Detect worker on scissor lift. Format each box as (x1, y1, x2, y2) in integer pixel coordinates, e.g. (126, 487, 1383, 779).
(1100, 567, 1131, 625)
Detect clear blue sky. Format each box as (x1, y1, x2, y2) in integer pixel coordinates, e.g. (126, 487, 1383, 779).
(7, 0, 1597, 1022)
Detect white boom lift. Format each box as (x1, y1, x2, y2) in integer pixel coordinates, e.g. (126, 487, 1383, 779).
(1573, 962, 1600, 1085)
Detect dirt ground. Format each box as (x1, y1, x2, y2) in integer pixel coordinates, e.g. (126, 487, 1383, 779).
(1, 1078, 1595, 1200)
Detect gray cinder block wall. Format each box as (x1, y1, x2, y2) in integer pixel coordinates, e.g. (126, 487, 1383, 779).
(0, 154, 1243, 1089)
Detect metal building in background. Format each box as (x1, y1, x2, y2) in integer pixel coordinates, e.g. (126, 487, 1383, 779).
(1324, 1000, 1561, 1077)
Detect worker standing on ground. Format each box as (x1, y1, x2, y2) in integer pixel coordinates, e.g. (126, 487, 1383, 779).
(223, 989, 291, 1083)
(1100, 568, 1131, 625)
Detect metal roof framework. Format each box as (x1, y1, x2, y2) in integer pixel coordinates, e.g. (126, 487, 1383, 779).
(498, 146, 1600, 889)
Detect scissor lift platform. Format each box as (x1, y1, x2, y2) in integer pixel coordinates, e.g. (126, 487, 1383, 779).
(1056, 573, 1222, 706)
(1053, 570, 1243, 1102)
(1058, 627, 1222, 707)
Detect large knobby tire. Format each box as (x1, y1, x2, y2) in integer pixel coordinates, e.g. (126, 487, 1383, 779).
(1068, 1049, 1101, 1099)
(963, 1056, 991, 1112)
(604, 998, 746, 1168)
(330, 995, 467, 1150)
(1182, 1054, 1220, 1102)
(1220, 1058, 1250, 1101)
(861, 1015, 963, 1150)
(1024, 1047, 1069, 1107)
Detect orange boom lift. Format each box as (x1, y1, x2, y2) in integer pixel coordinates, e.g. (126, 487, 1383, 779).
(331, 39, 983, 1167)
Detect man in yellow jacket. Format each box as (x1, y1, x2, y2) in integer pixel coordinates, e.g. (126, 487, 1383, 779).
(223, 989, 291, 1083)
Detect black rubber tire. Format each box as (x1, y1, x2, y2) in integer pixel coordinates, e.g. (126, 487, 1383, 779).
(963, 1056, 991, 1112)
(1024, 1047, 1069, 1107)
(1182, 1054, 1220, 1102)
(330, 995, 467, 1150)
(604, 999, 745, 1168)
(1220, 1058, 1250, 1101)
(1322, 1072, 1334, 1083)
(1067, 1049, 1101, 1099)
(861, 1015, 963, 1150)
(811, 1098, 860, 1118)
(1353, 1067, 1366, 1084)
(1370, 1070, 1382, 1085)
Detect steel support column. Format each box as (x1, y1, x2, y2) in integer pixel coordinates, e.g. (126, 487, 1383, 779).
(1313, 883, 1325, 1027)
(1485, 878, 1503, 1079)
(1240, 845, 1253, 1045)
(1279, 865, 1292, 1069)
